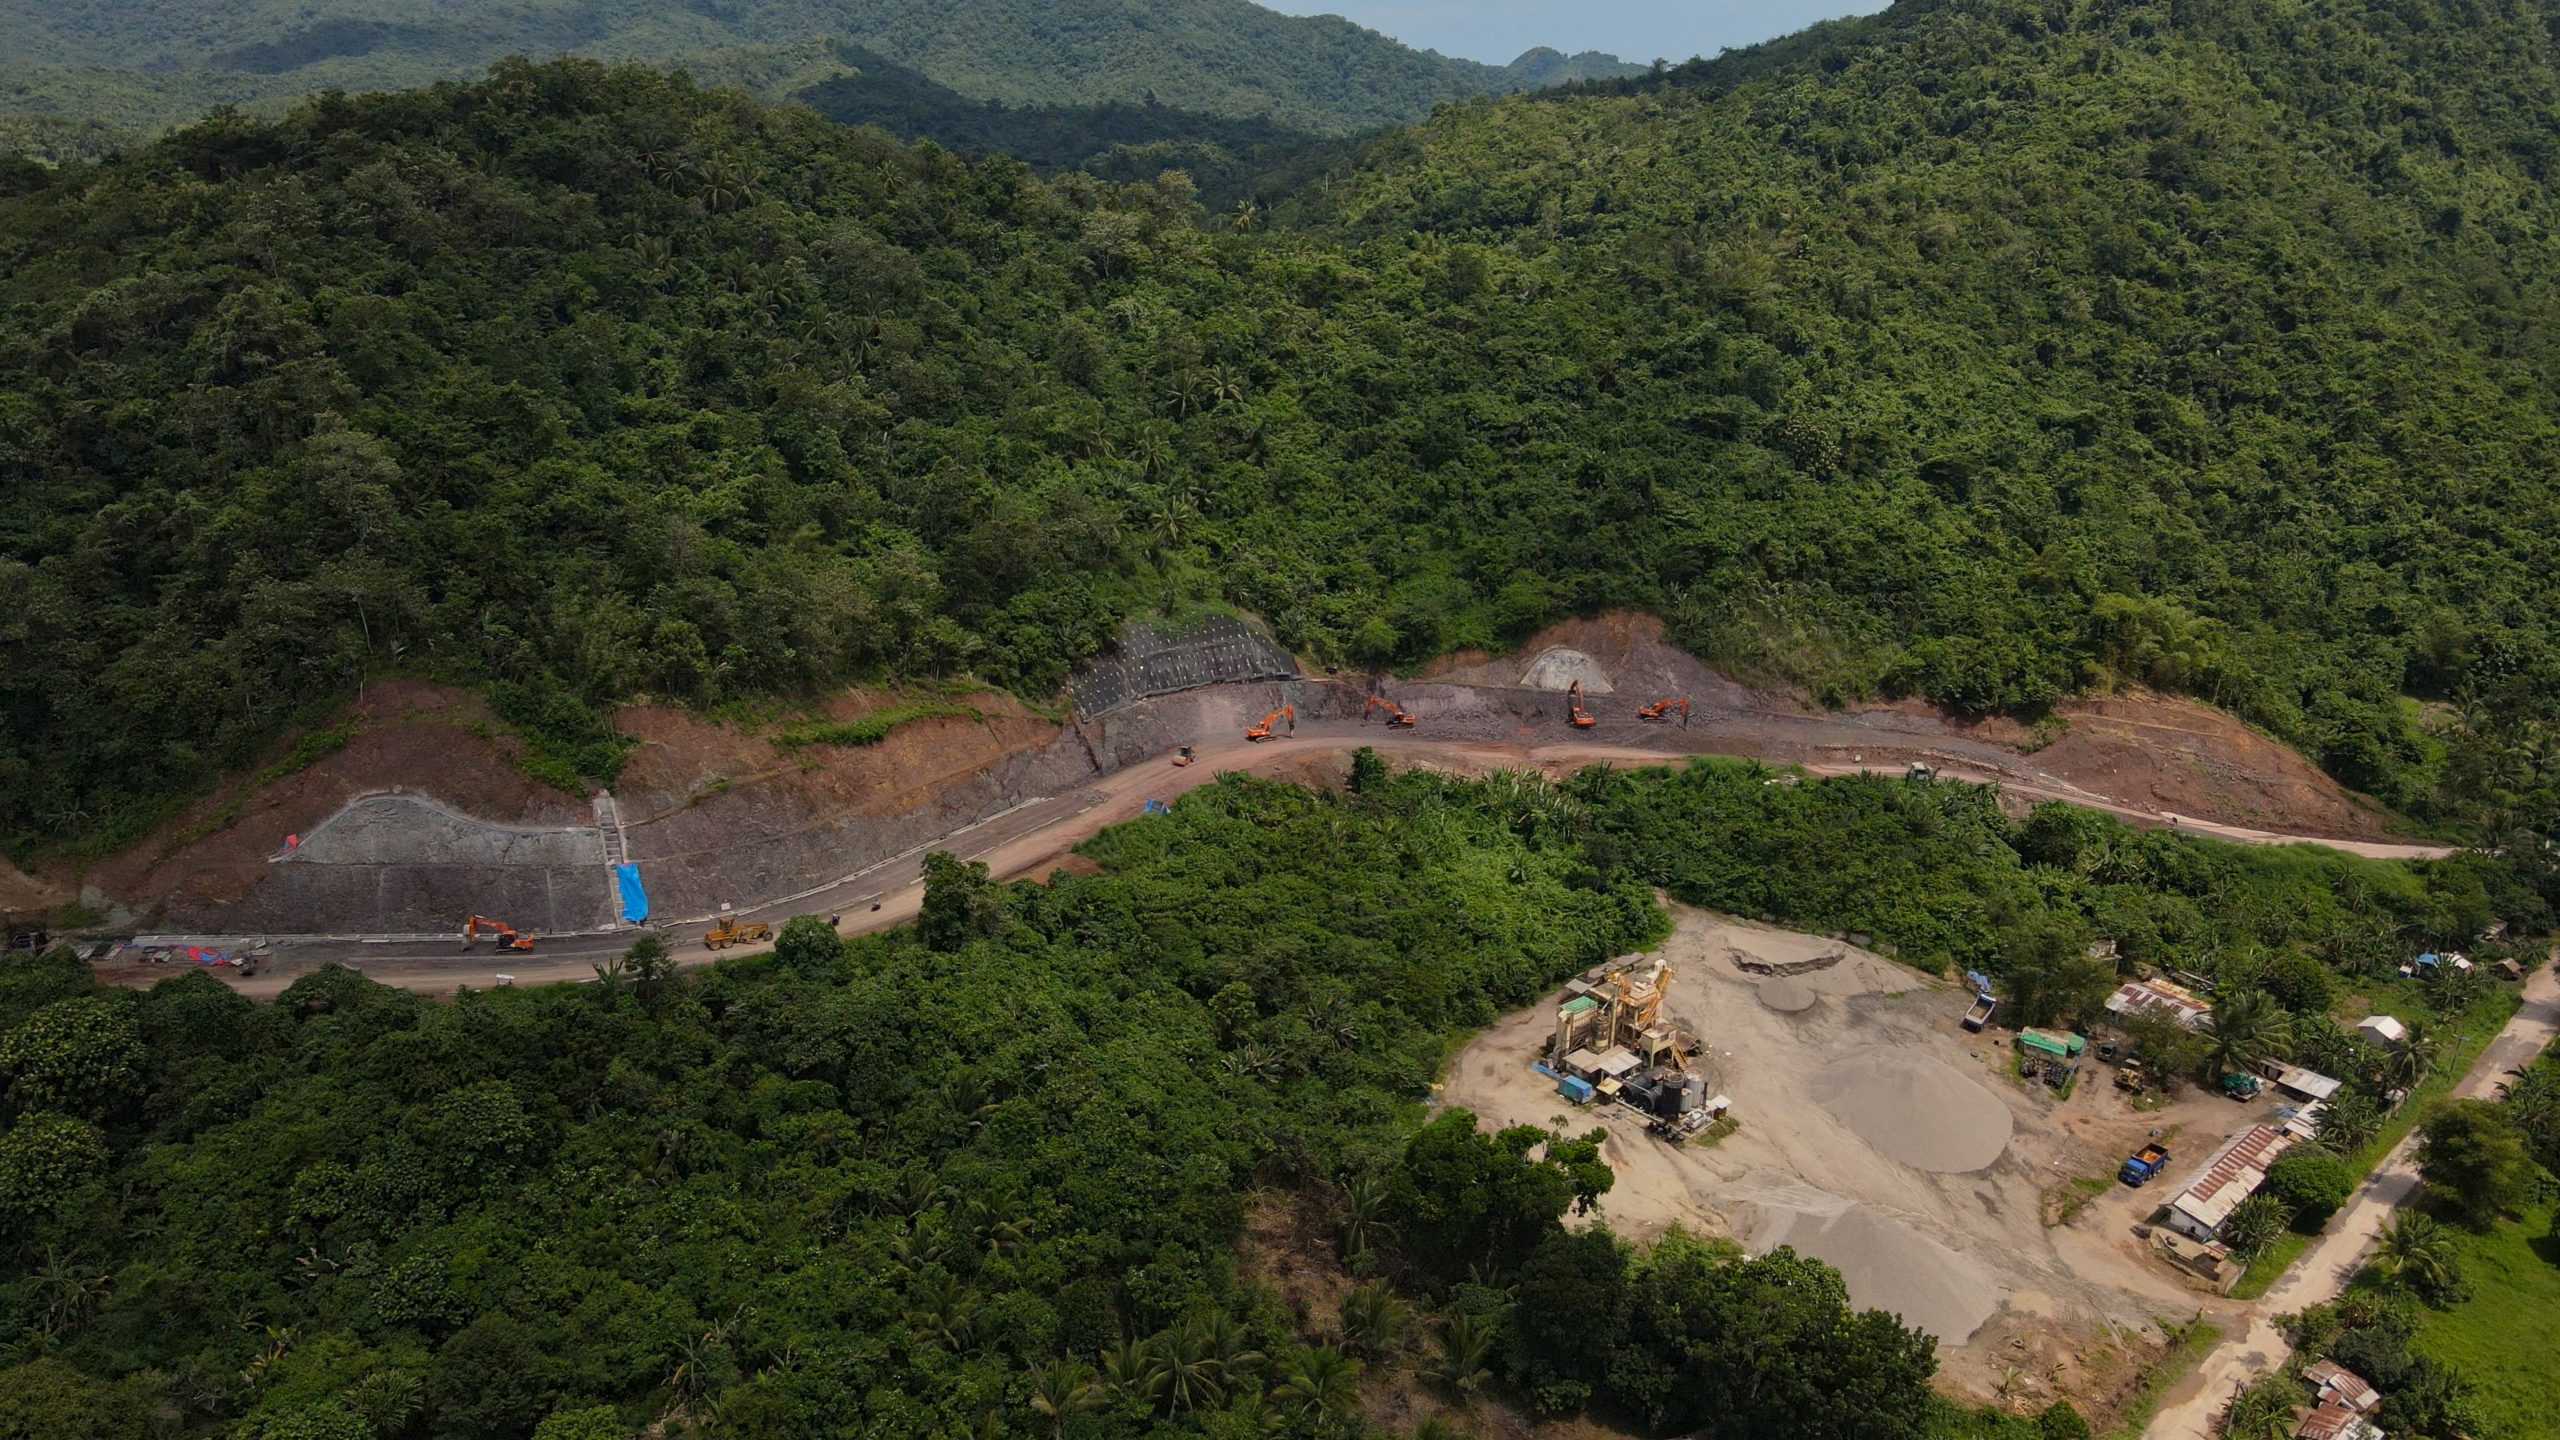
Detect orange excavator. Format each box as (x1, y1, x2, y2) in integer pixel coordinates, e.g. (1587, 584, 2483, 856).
(1567, 681, 1597, 730)
(1637, 696, 1690, 726)
(1364, 695, 1418, 728)
(462, 915, 535, 952)
(1245, 704, 1295, 742)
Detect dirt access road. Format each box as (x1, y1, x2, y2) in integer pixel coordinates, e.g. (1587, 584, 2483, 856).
(132, 721, 2451, 1001)
(2144, 960, 2560, 1439)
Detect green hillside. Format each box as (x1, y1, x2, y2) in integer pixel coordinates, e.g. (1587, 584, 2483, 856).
(0, 0, 1641, 146)
(3, 0, 2559, 877)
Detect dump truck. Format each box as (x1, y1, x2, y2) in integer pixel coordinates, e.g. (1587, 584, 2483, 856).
(1962, 990, 1997, 1032)
(2119, 1143, 2170, 1186)
(705, 915, 774, 950)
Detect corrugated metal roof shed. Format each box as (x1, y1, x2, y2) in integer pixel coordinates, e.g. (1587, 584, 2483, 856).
(2168, 1124, 2295, 1234)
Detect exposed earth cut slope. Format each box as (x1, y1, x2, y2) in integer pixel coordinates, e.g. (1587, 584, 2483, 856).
(7, 0, 2559, 877)
(60, 616, 2404, 937)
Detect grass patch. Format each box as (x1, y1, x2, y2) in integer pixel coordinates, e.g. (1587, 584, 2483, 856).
(2099, 1316, 2221, 1440)
(777, 701, 979, 748)
(2410, 1198, 2560, 1440)
(2048, 1173, 2115, 1228)
(2227, 987, 2521, 1300)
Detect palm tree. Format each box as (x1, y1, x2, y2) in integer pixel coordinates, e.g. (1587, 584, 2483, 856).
(906, 1267, 978, 1352)
(2371, 1212, 2460, 1298)
(2218, 1192, 2289, 1258)
(1097, 1337, 1160, 1407)
(1148, 1319, 1224, 1413)
(2202, 989, 2293, 1082)
(1273, 1344, 1364, 1435)
(1337, 1282, 1409, 1359)
(2317, 1089, 2384, 1156)
(1420, 1313, 1494, 1398)
(2384, 1020, 2441, 1092)
(1027, 1359, 1103, 1440)
(1337, 1173, 1396, 1262)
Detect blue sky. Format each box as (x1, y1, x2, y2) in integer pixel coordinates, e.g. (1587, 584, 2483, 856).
(1261, 0, 1892, 66)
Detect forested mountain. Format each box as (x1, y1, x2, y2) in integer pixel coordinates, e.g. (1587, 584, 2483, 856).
(6, 0, 2560, 870)
(0, 0, 1641, 149)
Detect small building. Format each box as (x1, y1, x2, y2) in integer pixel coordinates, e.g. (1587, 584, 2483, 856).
(2498, 958, 2527, 982)
(2152, 1228, 2239, 1289)
(2301, 1360, 2381, 1415)
(2018, 1028, 2088, 1059)
(1563, 1045, 1645, 1084)
(2296, 1404, 2383, 1440)
(2280, 1100, 2329, 1143)
(2265, 1064, 2343, 1103)
(2357, 1015, 2408, 1050)
(2108, 977, 2212, 1031)
(2162, 1124, 2296, 1242)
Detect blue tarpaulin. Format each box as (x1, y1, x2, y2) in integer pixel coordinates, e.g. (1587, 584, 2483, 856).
(616, 864, 649, 924)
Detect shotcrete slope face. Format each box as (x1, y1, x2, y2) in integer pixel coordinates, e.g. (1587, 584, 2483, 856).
(1516, 647, 1614, 692)
(1812, 1047, 2014, 1173)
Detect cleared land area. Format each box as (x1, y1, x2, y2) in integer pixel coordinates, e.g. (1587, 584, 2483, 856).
(1438, 908, 2262, 1417)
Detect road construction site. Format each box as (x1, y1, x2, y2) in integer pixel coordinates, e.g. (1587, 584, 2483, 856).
(62, 611, 2440, 999)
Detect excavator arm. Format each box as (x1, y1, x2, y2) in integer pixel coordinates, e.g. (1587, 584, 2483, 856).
(1245, 704, 1295, 742)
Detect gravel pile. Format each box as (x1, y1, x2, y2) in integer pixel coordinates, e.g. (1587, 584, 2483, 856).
(1735, 1179, 2002, 1342)
(1813, 1048, 2012, 1172)
(1757, 977, 1818, 1012)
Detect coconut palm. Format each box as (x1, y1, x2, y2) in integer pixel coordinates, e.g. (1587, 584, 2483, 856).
(2370, 1212, 2461, 1298)
(1148, 1320, 1225, 1414)
(1421, 1312, 1495, 1398)
(1337, 1172, 1396, 1261)
(2201, 989, 2293, 1082)
(1273, 1344, 1364, 1434)
(2317, 1089, 2384, 1156)
(1027, 1359, 1103, 1440)
(1097, 1337, 1160, 1406)
(1337, 1282, 1410, 1359)
(2218, 1191, 2290, 1258)
(2383, 1020, 2442, 1092)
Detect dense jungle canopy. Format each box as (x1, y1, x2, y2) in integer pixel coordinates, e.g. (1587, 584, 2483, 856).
(4, 0, 2559, 867)
(4, 759, 2535, 1439)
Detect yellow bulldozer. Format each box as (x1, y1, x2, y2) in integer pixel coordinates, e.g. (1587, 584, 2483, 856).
(704, 914, 774, 950)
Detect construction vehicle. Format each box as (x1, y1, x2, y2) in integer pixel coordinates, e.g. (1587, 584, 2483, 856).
(462, 915, 535, 952)
(1962, 990, 1998, 1032)
(1245, 704, 1294, 742)
(1567, 681, 1596, 730)
(2115, 1060, 2148, 1094)
(2119, 1142, 2170, 1187)
(705, 911, 773, 950)
(1364, 695, 1418, 728)
(1636, 696, 1689, 725)
(1171, 745, 1197, 767)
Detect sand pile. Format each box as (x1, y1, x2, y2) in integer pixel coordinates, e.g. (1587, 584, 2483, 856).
(1813, 1048, 2012, 1172)
(1729, 1178, 2001, 1342)
(1758, 977, 1817, 1012)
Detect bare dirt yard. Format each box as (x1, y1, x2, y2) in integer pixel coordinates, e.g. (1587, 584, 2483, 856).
(1439, 905, 2263, 1419)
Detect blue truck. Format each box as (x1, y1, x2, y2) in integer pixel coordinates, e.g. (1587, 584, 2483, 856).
(2118, 1143, 2170, 1187)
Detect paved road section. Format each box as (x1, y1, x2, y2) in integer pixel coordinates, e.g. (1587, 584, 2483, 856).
(2144, 961, 2560, 1439)
(103, 724, 2454, 1000)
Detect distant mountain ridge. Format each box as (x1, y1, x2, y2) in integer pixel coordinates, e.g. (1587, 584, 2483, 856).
(0, 0, 1644, 151)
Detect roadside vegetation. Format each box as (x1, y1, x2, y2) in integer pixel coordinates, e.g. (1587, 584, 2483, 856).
(6, 756, 2548, 1437)
(13, 0, 2560, 876)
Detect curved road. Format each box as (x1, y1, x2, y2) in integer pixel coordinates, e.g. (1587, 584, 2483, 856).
(129, 723, 2452, 1001)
